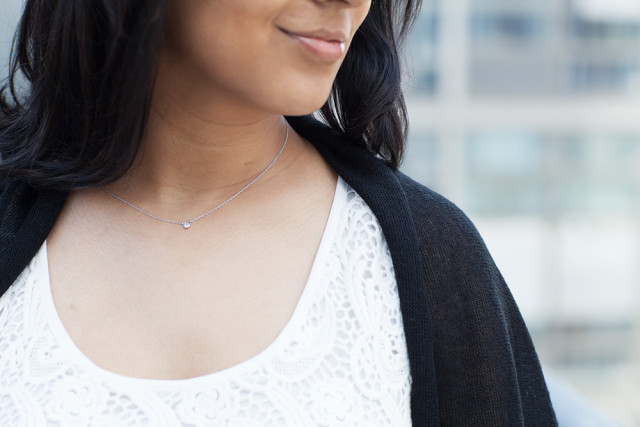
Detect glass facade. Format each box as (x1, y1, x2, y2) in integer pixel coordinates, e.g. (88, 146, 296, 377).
(403, 1, 640, 423)
(407, 0, 640, 96)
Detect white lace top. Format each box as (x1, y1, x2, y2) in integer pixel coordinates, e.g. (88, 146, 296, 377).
(0, 178, 412, 426)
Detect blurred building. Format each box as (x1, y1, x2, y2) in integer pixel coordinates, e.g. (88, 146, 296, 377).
(403, 0, 640, 423)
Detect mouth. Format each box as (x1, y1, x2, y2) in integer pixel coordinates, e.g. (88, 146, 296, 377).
(280, 28, 348, 62)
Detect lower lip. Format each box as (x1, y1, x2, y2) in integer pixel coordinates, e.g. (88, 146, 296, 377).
(287, 33, 346, 62)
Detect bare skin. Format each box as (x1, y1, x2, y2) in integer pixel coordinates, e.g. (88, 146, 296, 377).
(47, 132, 337, 379)
(46, 0, 371, 379)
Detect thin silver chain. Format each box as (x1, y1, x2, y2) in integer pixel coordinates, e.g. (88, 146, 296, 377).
(101, 123, 289, 229)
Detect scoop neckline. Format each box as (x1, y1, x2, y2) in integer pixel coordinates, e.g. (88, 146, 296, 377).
(36, 177, 347, 389)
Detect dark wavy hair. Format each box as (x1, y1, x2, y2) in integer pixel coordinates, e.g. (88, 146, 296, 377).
(0, 0, 422, 190)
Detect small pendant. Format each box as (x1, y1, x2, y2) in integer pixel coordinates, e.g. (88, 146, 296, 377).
(182, 221, 191, 229)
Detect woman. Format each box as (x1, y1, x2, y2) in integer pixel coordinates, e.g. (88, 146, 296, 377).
(0, 0, 556, 425)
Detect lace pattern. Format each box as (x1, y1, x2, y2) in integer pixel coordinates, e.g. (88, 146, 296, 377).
(0, 178, 412, 426)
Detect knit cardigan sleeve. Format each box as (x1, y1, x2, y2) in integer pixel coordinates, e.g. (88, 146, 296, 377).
(397, 172, 557, 426)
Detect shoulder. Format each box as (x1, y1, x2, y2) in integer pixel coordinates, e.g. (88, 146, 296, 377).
(0, 178, 66, 293)
(0, 178, 39, 242)
(0, 178, 37, 292)
(392, 172, 556, 424)
(389, 171, 512, 338)
(392, 170, 482, 246)
(390, 170, 512, 331)
(391, 170, 498, 283)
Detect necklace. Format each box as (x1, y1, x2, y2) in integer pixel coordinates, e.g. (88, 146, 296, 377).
(101, 123, 289, 230)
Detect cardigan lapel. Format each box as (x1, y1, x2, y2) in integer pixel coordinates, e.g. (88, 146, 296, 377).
(287, 115, 440, 426)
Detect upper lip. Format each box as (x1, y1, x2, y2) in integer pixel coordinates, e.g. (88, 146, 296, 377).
(280, 27, 348, 43)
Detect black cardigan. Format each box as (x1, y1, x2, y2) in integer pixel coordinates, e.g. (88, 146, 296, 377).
(0, 116, 557, 426)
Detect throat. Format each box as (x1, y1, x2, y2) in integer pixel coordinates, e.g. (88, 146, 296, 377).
(100, 124, 288, 230)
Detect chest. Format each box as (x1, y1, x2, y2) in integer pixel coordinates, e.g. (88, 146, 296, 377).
(0, 181, 413, 425)
(45, 190, 338, 380)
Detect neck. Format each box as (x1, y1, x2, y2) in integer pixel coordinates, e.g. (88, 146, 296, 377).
(104, 49, 305, 217)
(135, 110, 287, 191)
(110, 100, 290, 210)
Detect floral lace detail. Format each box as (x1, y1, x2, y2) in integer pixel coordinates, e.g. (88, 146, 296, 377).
(0, 178, 412, 426)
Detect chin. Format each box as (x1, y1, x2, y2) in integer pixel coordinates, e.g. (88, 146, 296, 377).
(277, 88, 334, 117)
(282, 101, 328, 116)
